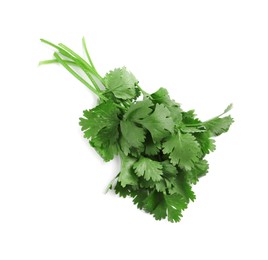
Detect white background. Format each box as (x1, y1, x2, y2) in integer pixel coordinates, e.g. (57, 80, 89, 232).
(0, 0, 267, 259)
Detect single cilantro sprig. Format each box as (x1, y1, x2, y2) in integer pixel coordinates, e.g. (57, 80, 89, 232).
(40, 38, 234, 222)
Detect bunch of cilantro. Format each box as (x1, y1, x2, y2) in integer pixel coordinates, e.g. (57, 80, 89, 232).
(40, 38, 233, 222)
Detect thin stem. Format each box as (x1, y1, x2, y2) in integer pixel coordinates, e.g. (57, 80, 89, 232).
(40, 39, 77, 62)
(41, 39, 95, 78)
(184, 104, 233, 127)
(54, 52, 105, 99)
(39, 58, 102, 92)
(115, 103, 127, 111)
(202, 104, 233, 123)
(39, 59, 76, 66)
(58, 43, 104, 89)
(85, 72, 102, 92)
(136, 84, 149, 97)
(184, 123, 203, 127)
(41, 39, 102, 92)
(41, 39, 106, 91)
(59, 43, 95, 74)
(82, 37, 105, 85)
(104, 174, 119, 193)
(40, 39, 61, 51)
(82, 37, 97, 72)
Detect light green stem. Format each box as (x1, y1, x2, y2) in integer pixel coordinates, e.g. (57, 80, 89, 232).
(104, 174, 119, 193)
(54, 52, 105, 100)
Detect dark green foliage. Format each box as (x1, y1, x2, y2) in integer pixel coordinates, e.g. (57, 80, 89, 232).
(41, 38, 234, 222)
(79, 87, 233, 222)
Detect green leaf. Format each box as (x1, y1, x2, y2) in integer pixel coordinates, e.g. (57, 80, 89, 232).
(194, 132, 216, 155)
(133, 156, 163, 182)
(79, 101, 121, 161)
(128, 147, 144, 158)
(143, 190, 161, 212)
(138, 103, 174, 143)
(90, 130, 118, 161)
(119, 136, 131, 156)
(151, 87, 182, 123)
(79, 101, 120, 139)
(162, 132, 201, 170)
(120, 120, 145, 150)
(144, 134, 160, 156)
(169, 174, 196, 202)
(161, 160, 178, 177)
(223, 103, 233, 114)
(89, 106, 119, 162)
(182, 110, 202, 125)
(204, 115, 234, 136)
(104, 67, 138, 99)
(185, 159, 209, 184)
(114, 182, 131, 198)
(124, 99, 153, 121)
(118, 154, 138, 187)
(132, 189, 148, 209)
(155, 180, 166, 193)
(164, 194, 188, 222)
(153, 199, 167, 220)
(181, 126, 206, 133)
(141, 191, 188, 222)
(139, 178, 155, 189)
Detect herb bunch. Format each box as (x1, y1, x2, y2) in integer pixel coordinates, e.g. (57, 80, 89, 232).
(40, 38, 233, 222)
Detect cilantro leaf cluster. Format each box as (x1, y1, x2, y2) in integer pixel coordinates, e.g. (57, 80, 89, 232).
(40, 38, 234, 222)
(80, 83, 233, 222)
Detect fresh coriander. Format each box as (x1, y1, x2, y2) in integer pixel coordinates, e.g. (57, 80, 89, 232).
(40, 38, 234, 222)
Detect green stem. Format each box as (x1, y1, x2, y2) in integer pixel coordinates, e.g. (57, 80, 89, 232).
(184, 123, 203, 127)
(136, 84, 149, 97)
(39, 58, 102, 92)
(58, 43, 105, 90)
(40, 39, 78, 62)
(116, 103, 128, 111)
(41, 39, 106, 93)
(58, 43, 97, 76)
(82, 37, 97, 72)
(202, 104, 233, 124)
(39, 59, 75, 66)
(58, 43, 101, 90)
(104, 174, 119, 193)
(82, 37, 105, 85)
(83, 69, 102, 92)
(184, 104, 233, 127)
(40, 39, 104, 90)
(40, 39, 111, 101)
(53, 52, 106, 100)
